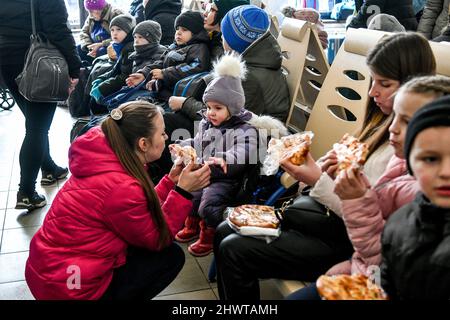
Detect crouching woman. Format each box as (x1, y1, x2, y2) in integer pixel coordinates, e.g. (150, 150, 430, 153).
(25, 101, 211, 300)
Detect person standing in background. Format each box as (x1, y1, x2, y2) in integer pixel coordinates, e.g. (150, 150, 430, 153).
(78, 0, 124, 64)
(417, 0, 450, 38)
(133, 0, 182, 46)
(0, 0, 81, 211)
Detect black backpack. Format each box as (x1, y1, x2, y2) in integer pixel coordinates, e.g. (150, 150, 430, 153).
(70, 115, 107, 143)
(67, 65, 91, 117)
(16, 0, 70, 103)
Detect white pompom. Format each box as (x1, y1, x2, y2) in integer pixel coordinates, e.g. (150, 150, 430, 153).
(212, 53, 247, 80)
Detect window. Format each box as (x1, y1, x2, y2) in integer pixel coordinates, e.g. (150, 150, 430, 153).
(64, 0, 132, 28)
(287, 0, 337, 13)
(65, 0, 80, 28)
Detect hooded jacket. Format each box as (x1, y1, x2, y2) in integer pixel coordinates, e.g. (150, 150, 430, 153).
(97, 33, 135, 97)
(326, 156, 419, 276)
(0, 0, 81, 78)
(79, 3, 124, 51)
(241, 31, 290, 122)
(25, 127, 193, 300)
(381, 193, 450, 299)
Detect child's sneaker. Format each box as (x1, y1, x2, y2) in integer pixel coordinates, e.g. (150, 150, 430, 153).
(41, 166, 69, 186)
(15, 191, 47, 211)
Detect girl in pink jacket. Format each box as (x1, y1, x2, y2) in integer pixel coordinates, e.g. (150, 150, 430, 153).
(25, 101, 211, 300)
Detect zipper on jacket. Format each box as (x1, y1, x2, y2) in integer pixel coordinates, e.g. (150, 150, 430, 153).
(55, 63, 61, 96)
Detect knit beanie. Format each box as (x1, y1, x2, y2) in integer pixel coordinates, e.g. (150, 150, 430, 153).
(367, 14, 406, 32)
(214, 0, 250, 21)
(133, 20, 162, 44)
(84, 0, 107, 11)
(221, 5, 270, 54)
(203, 54, 247, 115)
(110, 14, 136, 35)
(404, 94, 450, 175)
(174, 11, 205, 35)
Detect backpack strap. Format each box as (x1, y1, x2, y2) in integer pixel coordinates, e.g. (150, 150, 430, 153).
(180, 72, 210, 97)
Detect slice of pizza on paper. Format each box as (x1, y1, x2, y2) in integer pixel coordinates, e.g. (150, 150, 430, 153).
(262, 131, 314, 175)
(226, 204, 281, 242)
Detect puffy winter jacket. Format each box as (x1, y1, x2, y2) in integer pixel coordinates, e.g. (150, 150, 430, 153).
(348, 0, 418, 31)
(25, 127, 193, 300)
(138, 30, 211, 100)
(0, 0, 81, 78)
(97, 35, 135, 97)
(417, 0, 450, 39)
(130, 43, 166, 73)
(241, 31, 290, 122)
(79, 3, 124, 51)
(326, 156, 419, 276)
(381, 193, 450, 299)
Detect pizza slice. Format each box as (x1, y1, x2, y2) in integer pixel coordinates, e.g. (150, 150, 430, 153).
(316, 274, 387, 300)
(268, 131, 314, 166)
(169, 144, 198, 166)
(228, 204, 280, 229)
(333, 133, 369, 174)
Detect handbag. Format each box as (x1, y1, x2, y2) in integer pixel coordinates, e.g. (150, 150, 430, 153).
(281, 190, 350, 242)
(15, 0, 70, 103)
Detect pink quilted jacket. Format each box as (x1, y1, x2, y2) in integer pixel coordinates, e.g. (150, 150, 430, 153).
(326, 156, 419, 276)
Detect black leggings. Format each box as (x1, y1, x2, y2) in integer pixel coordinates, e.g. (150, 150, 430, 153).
(213, 221, 353, 300)
(101, 243, 185, 300)
(0, 64, 58, 194)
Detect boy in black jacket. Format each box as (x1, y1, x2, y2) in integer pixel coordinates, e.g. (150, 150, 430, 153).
(381, 95, 450, 300)
(126, 11, 210, 103)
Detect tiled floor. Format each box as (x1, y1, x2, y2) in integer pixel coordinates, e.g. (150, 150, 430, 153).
(0, 105, 288, 300)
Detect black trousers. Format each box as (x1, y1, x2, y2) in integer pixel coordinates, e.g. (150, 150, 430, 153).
(101, 243, 185, 300)
(0, 64, 58, 194)
(213, 221, 353, 300)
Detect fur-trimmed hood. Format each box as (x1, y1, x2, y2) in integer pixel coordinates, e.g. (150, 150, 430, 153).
(247, 111, 289, 138)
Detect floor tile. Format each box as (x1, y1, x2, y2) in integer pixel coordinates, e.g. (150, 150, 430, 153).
(3, 205, 50, 230)
(212, 287, 219, 299)
(0, 191, 9, 209)
(195, 254, 215, 282)
(0, 226, 40, 254)
(158, 258, 211, 296)
(154, 289, 217, 300)
(0, 281, 34, 300)
(259, 279, 285, 300)
(0, 251, 29, 283)
(178, 242, 196, 261)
